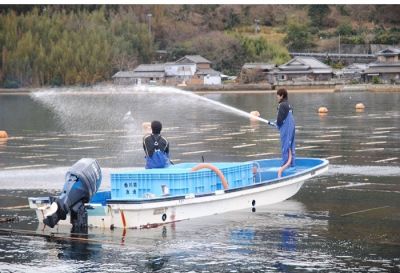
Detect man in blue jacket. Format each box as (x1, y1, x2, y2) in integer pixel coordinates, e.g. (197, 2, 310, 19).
(143, 120, 170, 169)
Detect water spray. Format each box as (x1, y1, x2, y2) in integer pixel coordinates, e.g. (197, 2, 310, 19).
(144, 86, 277, 127)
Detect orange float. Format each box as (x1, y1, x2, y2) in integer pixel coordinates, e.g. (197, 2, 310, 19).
(318, 107, 328, 114)
(355, 103, 365, 110)
(249, 111, 260, 117)
(0, 131, 8, 138)
(142, 122, 151, 134)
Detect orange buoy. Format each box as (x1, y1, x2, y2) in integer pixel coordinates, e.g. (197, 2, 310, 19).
(142, 122, 151, 134)
(318, 107, 328, 114)
(0, 130, 8, 138)
(249, 111, 260, 117)
(191, 163, 229, 190)
(355, 103, 365, 110)
(249, 111, 260, 124)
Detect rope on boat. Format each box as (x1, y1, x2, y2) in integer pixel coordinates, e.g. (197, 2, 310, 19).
(190, 163, 229, 190)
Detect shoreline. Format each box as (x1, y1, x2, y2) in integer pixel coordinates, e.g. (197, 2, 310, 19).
(1, 84, 400, 95)
(193, 88, 336, 94)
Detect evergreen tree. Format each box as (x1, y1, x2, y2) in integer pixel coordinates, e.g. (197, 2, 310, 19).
(284, 23, 314, 51)
(308, 5, 330, 28)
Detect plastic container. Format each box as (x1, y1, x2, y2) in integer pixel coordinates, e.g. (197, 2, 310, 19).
(111, 162, 254, 199)
(111, 169, 191, 199)
(171, 162, 254, 191)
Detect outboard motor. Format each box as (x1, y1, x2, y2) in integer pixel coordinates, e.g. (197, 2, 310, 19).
(43, 158, 102, 231)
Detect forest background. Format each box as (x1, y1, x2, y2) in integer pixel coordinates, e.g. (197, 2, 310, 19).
(0, 4, 399, 88)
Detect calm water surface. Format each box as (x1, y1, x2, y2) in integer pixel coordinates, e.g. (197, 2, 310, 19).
(0, 85, 399, 272)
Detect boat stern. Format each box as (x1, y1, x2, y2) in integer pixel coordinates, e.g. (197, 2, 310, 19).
(28, 196, 71, 227)
(28, 196, 53, 223)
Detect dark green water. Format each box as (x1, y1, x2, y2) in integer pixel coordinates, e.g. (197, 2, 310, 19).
(0, 85, 399, 272)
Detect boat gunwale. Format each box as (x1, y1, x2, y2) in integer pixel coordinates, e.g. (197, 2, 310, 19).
(105, 158, 328, 205)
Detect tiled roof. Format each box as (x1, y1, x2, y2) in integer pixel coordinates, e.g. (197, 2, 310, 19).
(242, 63, 275, 70)
(366, 68, 400, 73)
(133, 72, 165, 78)
(112, 71, 135, 78)
(365, 64, 400, 73)
(368, 62, 400, 67)
(112, 70, 165, 78)
(346, 63, 368, 70)
(195, 68, 221, 76)
(376, 47, 400, 56)
(279, 57, 332, 73)
(340, 63, 368, 74)
(176, 55, 211, 64)
(134, 64, 165, 72)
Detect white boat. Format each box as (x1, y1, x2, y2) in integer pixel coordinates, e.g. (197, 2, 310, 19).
(28, 157, 328, 230)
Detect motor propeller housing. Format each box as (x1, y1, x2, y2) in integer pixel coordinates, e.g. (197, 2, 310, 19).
(43, 158, 102, 229)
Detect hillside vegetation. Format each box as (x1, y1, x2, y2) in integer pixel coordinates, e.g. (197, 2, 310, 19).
(0, 5, 399, 87)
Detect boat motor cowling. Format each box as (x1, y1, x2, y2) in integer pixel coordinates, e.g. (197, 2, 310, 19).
(43, 158, 102, 229)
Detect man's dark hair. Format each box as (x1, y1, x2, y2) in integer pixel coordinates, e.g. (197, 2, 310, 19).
(151, 120, 162, 134)
(277, 88, 288, 99)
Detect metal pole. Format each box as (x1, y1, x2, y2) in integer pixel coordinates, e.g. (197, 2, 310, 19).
(254, 19, 260, 33)
(147, 13, 152, 38)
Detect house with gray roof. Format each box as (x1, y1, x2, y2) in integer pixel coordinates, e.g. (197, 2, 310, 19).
(175, 55, 221, 85)
(195, 68, 221, 85)
(164, 62, 196, 85)
(364, 47, 400, 83)
(112, 55, 221, 86)
(240, 63, 276, 84)
(176, 55, 212, 69)
(337, 63, 368, 83)
(275, 56, 333, 82)
(112, 64, 165, 85)
(112, 71, 137, 85)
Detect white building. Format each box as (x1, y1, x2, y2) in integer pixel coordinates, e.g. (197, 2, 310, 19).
(112, 55, 221, 86)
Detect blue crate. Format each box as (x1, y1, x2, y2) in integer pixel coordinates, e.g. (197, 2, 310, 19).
(189, 168, 219, 193)
(111, 162, 254, 199)
(172, 162, 253, 191)
(187, 162, 253, 190)
(111, 169, 191, 199)
(173, 162, 254, 191)
(220, 163, 254, 189)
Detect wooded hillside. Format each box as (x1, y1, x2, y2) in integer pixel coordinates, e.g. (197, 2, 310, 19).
(1, 5, 399, 87)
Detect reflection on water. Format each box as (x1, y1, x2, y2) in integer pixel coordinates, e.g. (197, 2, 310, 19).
(0, 86, 399, 272)
(1, 195, 399, 272)
(54, 234, 103, 261)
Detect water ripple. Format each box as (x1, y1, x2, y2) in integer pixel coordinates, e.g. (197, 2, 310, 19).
(327, 164, 400, 176)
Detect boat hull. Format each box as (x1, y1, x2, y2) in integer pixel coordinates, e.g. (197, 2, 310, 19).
(29, 158, 328, 229)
